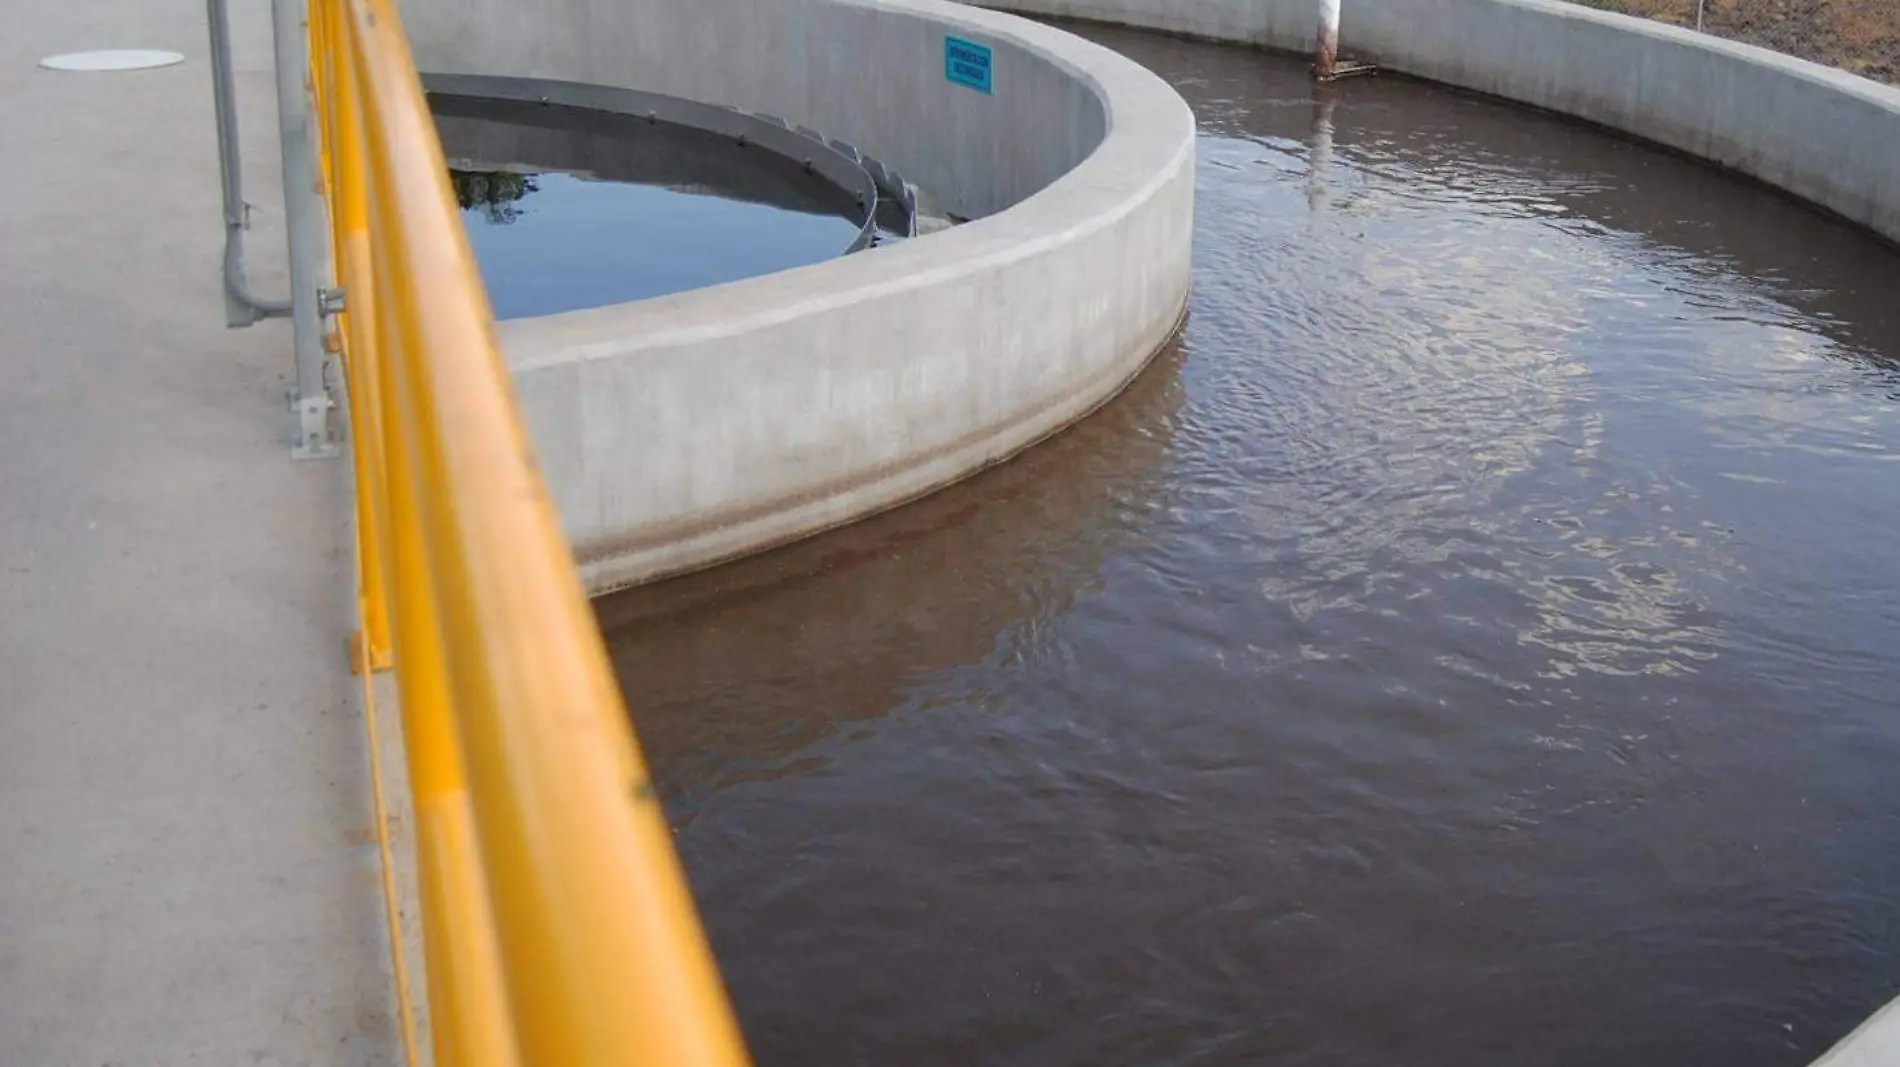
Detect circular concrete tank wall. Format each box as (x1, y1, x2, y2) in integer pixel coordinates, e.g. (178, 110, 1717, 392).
(399, 0, 1198, 593)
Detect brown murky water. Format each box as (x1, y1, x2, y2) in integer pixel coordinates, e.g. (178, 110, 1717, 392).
(599, 24, 1900, 1067)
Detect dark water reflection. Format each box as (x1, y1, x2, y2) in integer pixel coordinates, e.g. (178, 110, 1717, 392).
(432, 96, 865, 319)
(603, 25, 1900, 1067)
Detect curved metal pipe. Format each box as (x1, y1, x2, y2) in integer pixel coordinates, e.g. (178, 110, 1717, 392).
(206, 0, 292, 322)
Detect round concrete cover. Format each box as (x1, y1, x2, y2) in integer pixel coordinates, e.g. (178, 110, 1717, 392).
(39, 49, 186, 71)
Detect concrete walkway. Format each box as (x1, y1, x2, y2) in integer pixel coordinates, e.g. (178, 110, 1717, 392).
(0, 0, 398, 1062)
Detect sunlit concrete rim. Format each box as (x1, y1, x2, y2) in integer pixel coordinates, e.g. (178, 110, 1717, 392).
(398, 0, 1196, 593)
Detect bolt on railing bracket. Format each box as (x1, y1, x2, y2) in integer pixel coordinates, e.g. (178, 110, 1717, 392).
(290, 390, 341, 460)
(319, 286, 347, 316)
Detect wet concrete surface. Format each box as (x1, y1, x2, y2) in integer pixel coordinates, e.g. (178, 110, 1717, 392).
(601, 25, 1900, 1067)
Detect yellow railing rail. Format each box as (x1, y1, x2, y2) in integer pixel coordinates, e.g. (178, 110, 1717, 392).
(305, 0, 754, 1064)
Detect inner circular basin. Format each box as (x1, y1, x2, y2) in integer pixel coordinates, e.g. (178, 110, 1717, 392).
(432, 94, 870, 320)
(599, 23, 1900, 1067)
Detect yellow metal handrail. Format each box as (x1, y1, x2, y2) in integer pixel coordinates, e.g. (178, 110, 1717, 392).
(306, 0, 754, 1063)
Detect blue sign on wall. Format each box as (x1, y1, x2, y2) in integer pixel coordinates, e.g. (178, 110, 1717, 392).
(945, 36, 993, 94)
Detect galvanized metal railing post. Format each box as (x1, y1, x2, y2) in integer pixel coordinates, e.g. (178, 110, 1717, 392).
(273, 0, 339, 458)
(205, 0, 292, 325)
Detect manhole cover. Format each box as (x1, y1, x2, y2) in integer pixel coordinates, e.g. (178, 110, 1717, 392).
(39, 49, 186, 72)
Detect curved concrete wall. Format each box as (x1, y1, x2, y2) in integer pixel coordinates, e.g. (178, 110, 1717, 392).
(399, 0, 1195, 592)
(980, 0, 1900, 245)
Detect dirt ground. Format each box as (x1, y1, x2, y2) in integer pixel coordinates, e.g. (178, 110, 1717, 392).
(1568, 0, 1900, 83)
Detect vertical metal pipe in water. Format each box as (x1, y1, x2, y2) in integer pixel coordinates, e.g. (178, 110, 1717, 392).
(205, 0, 291, 324)
(1315, 0, 1341, 79)
(1696, 0, 1707, 32)
(272, 0, 338, 457)
(1307, 88, 1337, 214)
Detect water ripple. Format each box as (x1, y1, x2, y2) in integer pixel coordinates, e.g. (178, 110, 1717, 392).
(604, 25, 1900, 1067)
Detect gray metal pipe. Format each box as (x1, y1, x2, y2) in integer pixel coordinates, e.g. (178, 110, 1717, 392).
(205, 0, 291, 323)
(1315, 0, 1340, 78)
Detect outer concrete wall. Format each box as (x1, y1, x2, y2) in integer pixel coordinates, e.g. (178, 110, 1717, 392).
(399, 0, 1195, 591)
(980, 0, 1314, 49)
(979, 0, 1900, 246)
